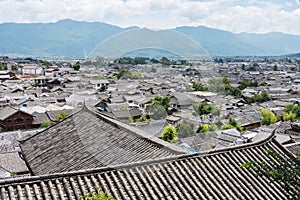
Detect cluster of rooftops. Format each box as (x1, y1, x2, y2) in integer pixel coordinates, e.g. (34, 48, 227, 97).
(0, 57, 299, 199)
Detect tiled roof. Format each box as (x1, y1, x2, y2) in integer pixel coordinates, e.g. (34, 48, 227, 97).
(0, 152, 28, 174)
(0, 106, 18, 121)
(112, 108, 142, 119)
(45, 109, 76, 122)
(0, 131, 297, 199)
(32, 112, 50, 125)
(20, 107, 184, 175)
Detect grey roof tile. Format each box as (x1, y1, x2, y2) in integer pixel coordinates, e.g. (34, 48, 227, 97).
(0, 130, 297, 200)
(20, 107, 183, 175)
(0, 106, 19, 121)
(0, 152, 28, 174)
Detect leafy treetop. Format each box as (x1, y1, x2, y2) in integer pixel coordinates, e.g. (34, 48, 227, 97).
(259, 108, 279, 125)
(73, 62, 81, 71)
(55, 112, 69, 121)
(80, 187, 115, 200)
(242, 150, 300, 199)
(161, 125, 178, 143)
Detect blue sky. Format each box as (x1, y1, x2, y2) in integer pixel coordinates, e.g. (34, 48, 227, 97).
(0, 0, 300, 34)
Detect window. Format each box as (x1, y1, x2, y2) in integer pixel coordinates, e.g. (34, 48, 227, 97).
(15, 118, 23, 123)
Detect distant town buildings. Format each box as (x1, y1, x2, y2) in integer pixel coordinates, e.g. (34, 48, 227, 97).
(0, 56, 299, 199)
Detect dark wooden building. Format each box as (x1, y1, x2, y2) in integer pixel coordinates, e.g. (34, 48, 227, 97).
(0, 106, 33, 131)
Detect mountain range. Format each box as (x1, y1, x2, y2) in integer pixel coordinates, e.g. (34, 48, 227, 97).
(0, 19, 299, 58)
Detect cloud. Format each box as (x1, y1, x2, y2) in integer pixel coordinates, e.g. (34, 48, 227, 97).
(0, 0, 299, 34)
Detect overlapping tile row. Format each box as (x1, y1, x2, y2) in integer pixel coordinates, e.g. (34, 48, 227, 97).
(1, 137, 296, 200)
(19, 108, 182, 175)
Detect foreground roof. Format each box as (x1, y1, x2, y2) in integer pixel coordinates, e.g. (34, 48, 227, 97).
(20, 107, 185, 175)
(1, 130, 298, 199)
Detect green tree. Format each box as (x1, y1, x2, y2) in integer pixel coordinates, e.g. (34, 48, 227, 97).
(241, 64, 245, 70)
(10, 172, 17, 177)
(146, 104, 167, 120)
(207, 77, 241, 98)
(242, 150, 300, 199)
(284, 103, 295, 113)
(221, 124, 235, 130)
(11, 64, 17, 71)
(260, 91, 270, 102)
(211, 106, 221, 116)
(193, 101, 220, 117)
(259, 108, 279, 125)
(136, 114, 151, 123)
(40, 120, 55, 128)
(273, 64, 278, 71)
(129, 71, 142, 79)
(73, 62, 81, 71)
(197, 124, 209, 133)
(246, 63, 258, 71)
(128, 116, 134, 123)
(260, 82, 269, 87)
(283, 112, 297, 122)
(151, 95, 170, 111)
(249, 91, 270, 103)
(0, 62, 6, 70)
(115, 57, 133, 64)
(161, 125, 178, 143)
(209, 124, 218, 132)
(97, 75, 106, 80)
(222, 117, 244, 132)
(284, 103, 300, 118)
(229, 117, 244, 132)
(133, 57, 147, 65)
(176, 120, 195, 138)
(239, 80, 259, 90)
(117, 68, 130, 79)
(192, 82, 208, 91)
(150, 58, 160, 64)
(160, 57, 170, 65)
(98, 85, 108, 92)
(80, 187, 115, 200)
(41, 60, 53, 67)
(291, 67, 297, 72)
(55, 112, 69, 121)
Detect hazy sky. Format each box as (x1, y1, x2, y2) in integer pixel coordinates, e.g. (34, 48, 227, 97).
(0, 0, 300, 34)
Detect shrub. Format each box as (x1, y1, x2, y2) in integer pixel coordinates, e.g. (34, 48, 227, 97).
(161, 125, 178, 143)
(222, 117, 244, 132)
(221, 124, 235, 130)
(177, 120, 195, 138)
(197, 124, 209, 133)
(55, 112, 69, 121)
(283, 112, 297, 122)
(209, 124, 218, 132)
(40, 120, 55, 128)
(259, 108, 279, 125)
(80, 187, 115, 200)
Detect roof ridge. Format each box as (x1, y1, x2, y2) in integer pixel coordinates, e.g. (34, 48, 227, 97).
(0, 127, 277, 186)
(87, 107, 188, 155)
(19, 107, 84, 143)
(0, 105, 26, 121)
